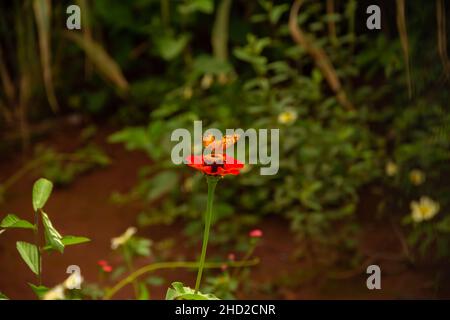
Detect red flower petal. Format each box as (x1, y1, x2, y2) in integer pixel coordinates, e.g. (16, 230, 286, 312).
(185, 154, 243, 176)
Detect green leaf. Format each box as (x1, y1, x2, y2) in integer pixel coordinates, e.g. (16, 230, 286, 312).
(28, 283, 49, 299)
(110, 265, 126, 280)
(154, 33, 190, 61)
(178, 0, 214, 14)
(108, 127, 151, 153)
(41, 211, 64, 253)
(61, 235, 90, 246)
(146, 171, 179, 202)
(129, 237, 151, 257)
(32, 178, 53, 211)
(42, 235, 90, 251)
(138, 283, 149, 300)
(146, 276, 165, 286)
(0, 214, 35, 229)
(269, 4, 289, 24)
(0, 292, 8, 300)
(16, 241, 40, 275)
(192, 55, 233, 75)
(165, 282, 219, 300)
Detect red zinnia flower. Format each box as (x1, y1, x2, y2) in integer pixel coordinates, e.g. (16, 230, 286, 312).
(185, 154, 243, 176)
(249, 229, 263, 238)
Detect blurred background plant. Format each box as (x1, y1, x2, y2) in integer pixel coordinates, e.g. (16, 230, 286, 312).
(0, 0, 449, 299)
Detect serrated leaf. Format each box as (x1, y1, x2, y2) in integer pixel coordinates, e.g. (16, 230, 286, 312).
(41, 211, 64, 253)
(165, 282, 219, 300)
(32, 178, 53, 211)
(0, 214, 35, 229)
(61, 235, 90, 246)
(16, 242, 40, 275)
(43, 235, 90, 251)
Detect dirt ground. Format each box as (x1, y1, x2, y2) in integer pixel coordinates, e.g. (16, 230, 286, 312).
(1, 124, 449, 300)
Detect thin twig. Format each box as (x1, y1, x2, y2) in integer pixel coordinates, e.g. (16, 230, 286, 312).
(326, 0, 338, 46)
(103, 258, 259, 300)
(289, 0, 353, 110)
(396, 0, 413, 98)
(437, 0, 450, 78)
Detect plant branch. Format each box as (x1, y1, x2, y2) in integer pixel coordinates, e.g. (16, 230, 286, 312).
(288, 0, 354, 111)
(103, 258, 259, 300)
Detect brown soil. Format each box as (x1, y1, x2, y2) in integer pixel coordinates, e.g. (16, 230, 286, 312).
(1, 125, 449, 300)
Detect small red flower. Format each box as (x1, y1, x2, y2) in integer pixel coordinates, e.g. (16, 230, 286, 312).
(102, 265, 113, 273)
(227, 253, 236, 261)
(97, 260, 108, 267)
(249, 229, 263, 238)
(98, 260, 113, 272)
(186, 154, 243, 176)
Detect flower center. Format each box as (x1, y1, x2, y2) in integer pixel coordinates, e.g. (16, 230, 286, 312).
(204, 154, 225, 173)
(420, 206, 431, 217)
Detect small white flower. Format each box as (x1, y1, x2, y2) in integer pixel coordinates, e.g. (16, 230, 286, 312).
(385, 161, 398, 176)
(43, 285, 65, 300)
(111, 227, 137, 250)
(410, 196, 440, 223)
(278, 109, 297, 125)
(201, 74, 214, 89)
(409, 169, 425, 186)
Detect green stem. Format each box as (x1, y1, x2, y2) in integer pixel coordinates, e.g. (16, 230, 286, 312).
(232, 241, 257, 279)
(123, 245, 139, 298)
(160, 0, 170, 28)
(194, 176, 219, 293)
(212, 0, 232, 62)
(104, 258, 259, 300)
(35, 210, 42, 285)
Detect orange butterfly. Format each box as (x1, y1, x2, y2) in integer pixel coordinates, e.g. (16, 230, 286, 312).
(203, 133, 240, 154)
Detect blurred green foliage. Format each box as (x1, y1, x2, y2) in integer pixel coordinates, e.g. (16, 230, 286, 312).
(1, 0, 449, 263)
